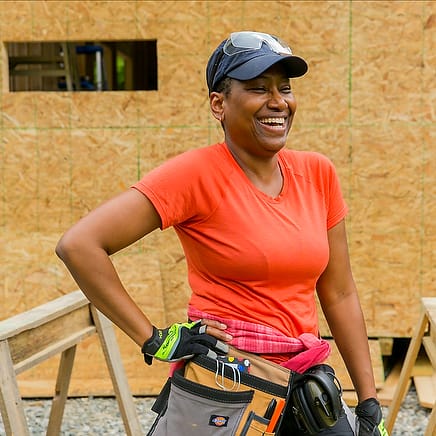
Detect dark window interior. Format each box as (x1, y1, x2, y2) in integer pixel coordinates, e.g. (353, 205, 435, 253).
(7, 41, 158, 92)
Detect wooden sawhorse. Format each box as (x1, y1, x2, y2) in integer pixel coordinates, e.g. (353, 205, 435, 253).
(0, 290, 142, 435)
(386, 297, 436, 435)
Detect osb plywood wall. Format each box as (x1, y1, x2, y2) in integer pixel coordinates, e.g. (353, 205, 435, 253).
(0, 1, 435, 396)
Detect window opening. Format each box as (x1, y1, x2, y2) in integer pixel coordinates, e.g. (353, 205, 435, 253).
(7, 40, 158, 92)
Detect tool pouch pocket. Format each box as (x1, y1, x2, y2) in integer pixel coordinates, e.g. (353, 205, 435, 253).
(147, 354, 293, 436)
(148, 369, 253, 435)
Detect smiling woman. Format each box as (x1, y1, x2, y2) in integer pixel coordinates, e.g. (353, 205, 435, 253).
(210, 64, 297, 172)
(56, 31, 387, 436)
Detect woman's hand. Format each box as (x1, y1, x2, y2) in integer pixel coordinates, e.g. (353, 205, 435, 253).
(199, 318, 233, 343)
(141, 320, 229, 364)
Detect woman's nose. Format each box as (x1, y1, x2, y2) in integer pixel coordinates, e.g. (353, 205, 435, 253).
(267, 89, 288, 110)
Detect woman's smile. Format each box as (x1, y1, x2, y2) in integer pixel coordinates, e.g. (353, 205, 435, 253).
(257, 116, 288, 133)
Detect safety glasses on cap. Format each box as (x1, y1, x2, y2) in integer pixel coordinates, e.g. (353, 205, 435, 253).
(223, 31, 292, 56)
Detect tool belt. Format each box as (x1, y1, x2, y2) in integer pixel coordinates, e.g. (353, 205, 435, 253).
(147, 347, 342, 436)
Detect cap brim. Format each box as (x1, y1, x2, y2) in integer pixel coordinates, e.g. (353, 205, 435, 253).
(227, 53, 308, 80)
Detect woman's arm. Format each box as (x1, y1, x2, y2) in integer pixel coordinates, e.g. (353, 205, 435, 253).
(56, 188, 230, 348)
(56, 188, 162, 346)
(316, 219, 377, 402)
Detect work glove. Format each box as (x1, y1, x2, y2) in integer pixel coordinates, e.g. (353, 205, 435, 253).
(355, 398, 389, 436)
(141, 320, 228, 365)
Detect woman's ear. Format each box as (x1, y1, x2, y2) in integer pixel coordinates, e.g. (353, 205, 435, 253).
(209, 92, 225, 122)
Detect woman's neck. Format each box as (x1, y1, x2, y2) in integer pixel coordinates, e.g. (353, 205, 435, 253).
(226, 144, 284, 198)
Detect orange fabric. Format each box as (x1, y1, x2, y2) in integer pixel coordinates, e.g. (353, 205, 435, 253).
(133, 142, 348, 339)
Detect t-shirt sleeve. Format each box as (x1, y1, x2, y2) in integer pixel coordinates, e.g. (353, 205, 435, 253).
(132, 147, 224, 230)
(132, 153, 198, 229)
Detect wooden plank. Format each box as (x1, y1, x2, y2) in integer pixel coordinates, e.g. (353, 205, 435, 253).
(377, 361, 409, 407)
(423, 337, 436, 370)
(379, 338, 394, 356)
(10, 69, 69, 77)
(430, 326, 436, 348)
(47, 346, 76, 436)
(324, 339, 385, 390)
(422, 298, 436, 312)
(91, 307, 142, 436)
(424, 298, 436, 339)
(343, 360, 408, 408)
(414, 375, 436, 409)
(0, 292, 141, 436)
(425, 406, 436, 436)
(7, 304, 94, 367)
(386, 304, 429, 433)
(9, 55, 64, 65)
(412, 349, 434, 377)
(0, 290, 88, 340)
(0, 341, 30, 436)
(13, 325, 96, 374)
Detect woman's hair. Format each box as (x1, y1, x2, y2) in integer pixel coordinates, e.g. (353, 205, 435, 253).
(214, 77, 233, 96)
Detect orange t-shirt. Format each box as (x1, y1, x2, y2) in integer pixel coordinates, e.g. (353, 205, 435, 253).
(133, 143, 348, 338)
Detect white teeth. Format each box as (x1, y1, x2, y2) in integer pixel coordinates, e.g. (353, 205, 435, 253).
(259, 117, 285, 125)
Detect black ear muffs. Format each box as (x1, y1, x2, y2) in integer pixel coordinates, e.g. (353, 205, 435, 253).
(290, 364, 342, 435)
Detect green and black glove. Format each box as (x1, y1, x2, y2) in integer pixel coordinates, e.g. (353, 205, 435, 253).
(141, 320, 228, 365)
(355, 398, 389, 436)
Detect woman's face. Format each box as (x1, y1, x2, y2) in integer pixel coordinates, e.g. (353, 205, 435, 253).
(217, 63, 297, 158)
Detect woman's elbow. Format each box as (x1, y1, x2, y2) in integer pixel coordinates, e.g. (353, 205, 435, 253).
(55, 230, 80, 263)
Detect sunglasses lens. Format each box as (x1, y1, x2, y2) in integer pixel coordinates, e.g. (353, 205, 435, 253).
(223, 32, 292, 56)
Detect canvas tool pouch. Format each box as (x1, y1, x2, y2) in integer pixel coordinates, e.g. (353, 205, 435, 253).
(147, 346, 295, 436)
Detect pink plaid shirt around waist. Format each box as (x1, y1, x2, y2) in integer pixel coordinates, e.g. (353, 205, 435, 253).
(188, 306, 331, 374)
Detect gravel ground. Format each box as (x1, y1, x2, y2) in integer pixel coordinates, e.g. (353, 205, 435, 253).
(0, 386, 430, 435)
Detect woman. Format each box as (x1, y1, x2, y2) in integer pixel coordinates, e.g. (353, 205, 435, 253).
(56, 31, 386, 435)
